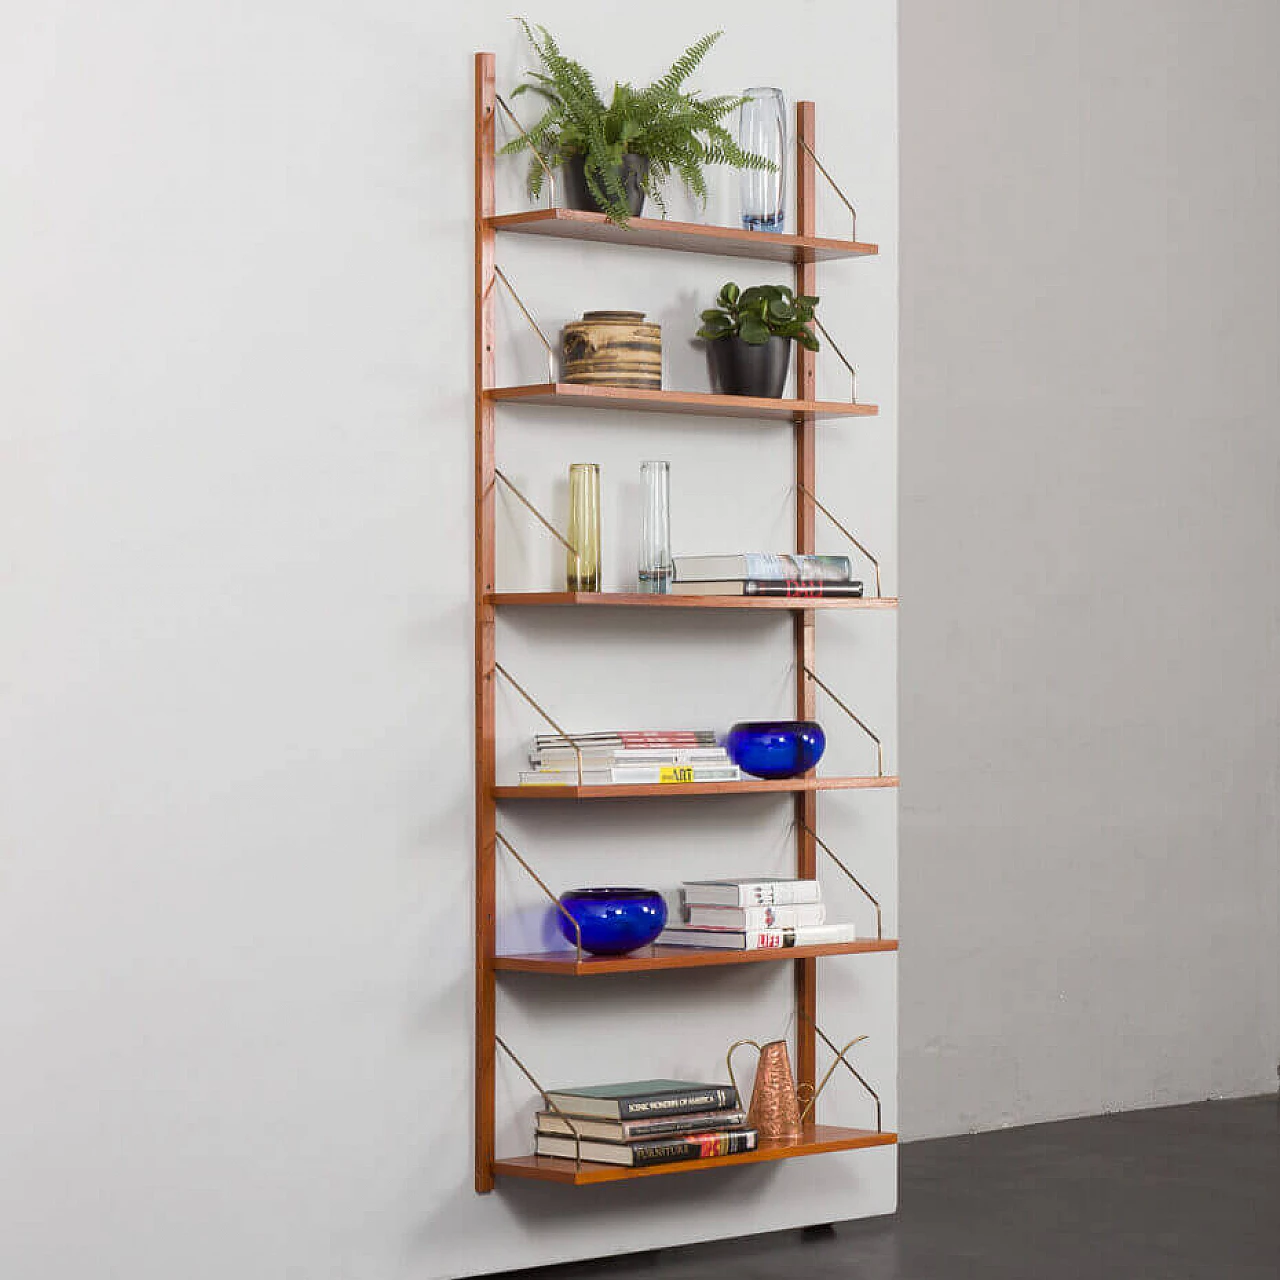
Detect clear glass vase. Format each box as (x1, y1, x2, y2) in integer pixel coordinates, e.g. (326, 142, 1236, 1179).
(739, 87, 787, 233)
(566, 463, 601, 591)
(638, 461, 672, 594)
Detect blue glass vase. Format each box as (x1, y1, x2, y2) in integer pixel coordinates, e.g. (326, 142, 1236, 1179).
(557, 888, 668, 955)
(724, 721, 826, 780)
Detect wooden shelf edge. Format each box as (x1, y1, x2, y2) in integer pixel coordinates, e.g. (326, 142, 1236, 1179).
(492, 1126, 897, 1185)
(494, 938, 900, 976)
(487, 208, 879, 263)
(485, 383, 879, 421)
(487, 591, 899, 610)
(493, 776, 900, 800)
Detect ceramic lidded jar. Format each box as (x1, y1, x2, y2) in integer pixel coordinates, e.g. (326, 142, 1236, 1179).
(561, 311, 662, 390)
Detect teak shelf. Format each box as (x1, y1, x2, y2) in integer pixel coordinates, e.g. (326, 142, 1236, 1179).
(486, 383, 878, 421)
(487, 591, 899, 610)
(494, 938, 899, 977)
(493, 1126, 898, 1185)
(489, 208, 879, 263)
(493, 776, 899, 800)
(474, 52, 895, 1195)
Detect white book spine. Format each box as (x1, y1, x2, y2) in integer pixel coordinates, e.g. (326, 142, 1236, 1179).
(519, 765, 742, 786)
(683, 880, 823, 906)
(660, 922, 857, 949)
(686, 903, 827, 929)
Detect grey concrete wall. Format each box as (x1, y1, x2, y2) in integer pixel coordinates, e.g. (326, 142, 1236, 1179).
(899, 0, 1280, 1138)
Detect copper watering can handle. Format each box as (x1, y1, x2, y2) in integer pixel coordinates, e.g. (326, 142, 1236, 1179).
(725, 1038, 763, 1104)
(797, 1033, 870, 1123)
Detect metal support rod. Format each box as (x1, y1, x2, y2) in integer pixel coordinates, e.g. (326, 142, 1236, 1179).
(797, 482, 882, 598)
(812, 317, 858, 404)
(803, 1017, 883, 1133)
(802, 665, 885, 777)
(495, 832, 582, 959)
(494, 94, 558, 208)
(798, 1032, 869, 1125)
(492, 662, 585, 785)
(488, 264, 555, 383)
(799, 822, 883, 940)
(797, 136, 857, 240)
(494, 1035, 586, 1166)
(493, 469, 576, 555)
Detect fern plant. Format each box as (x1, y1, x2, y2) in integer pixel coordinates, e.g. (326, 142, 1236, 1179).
(501, 21, 775, 226)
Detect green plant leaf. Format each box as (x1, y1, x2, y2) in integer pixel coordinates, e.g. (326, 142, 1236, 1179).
(739, 315, 771, 344)
(503, 21, 775, 224)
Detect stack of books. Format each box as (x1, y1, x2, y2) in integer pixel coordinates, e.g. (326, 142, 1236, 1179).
(658, 877, 857, 950)
(671, 553, 865, 598)
(519, 730, 741, 786)
(534, 1079, 757, 1167)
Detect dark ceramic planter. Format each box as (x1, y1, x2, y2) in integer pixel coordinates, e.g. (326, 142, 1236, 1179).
(563, 153, 649, 218)
(707, 335, 792, 398)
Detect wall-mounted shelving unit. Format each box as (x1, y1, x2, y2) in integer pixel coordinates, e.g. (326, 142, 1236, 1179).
(474, 51, 897, 1194)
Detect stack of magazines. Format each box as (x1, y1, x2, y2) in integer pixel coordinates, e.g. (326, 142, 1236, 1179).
(670, 553, 864, 598)
(658, 877, 857, 950)
(519, 730, 741, 786)
(535, 1079, 756, 1167)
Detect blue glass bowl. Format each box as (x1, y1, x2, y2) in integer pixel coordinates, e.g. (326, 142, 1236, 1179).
(557, 888, 668, 956)
(724, 720, 826, 780)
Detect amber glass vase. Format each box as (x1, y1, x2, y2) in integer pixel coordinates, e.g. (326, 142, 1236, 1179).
(566, 463, 601, 591)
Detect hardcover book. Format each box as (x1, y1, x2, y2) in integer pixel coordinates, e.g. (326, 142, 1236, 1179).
(535, 1107, 749, 1142)
(535, 1129, 758, 1166)
(681, 877, 823, 907)
(534, 731, 719, 748)
(541, 1080, 739, 1120)
(658, 922, 857, 950)
(672, 554, 854, 584)
(519, 765, 741, 786)
(529, 747, 733, 768)
(670, 579, 865, 597)
(685, 902, 827, 929)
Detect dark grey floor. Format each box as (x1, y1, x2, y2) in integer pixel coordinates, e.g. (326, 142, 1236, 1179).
(492, 1096, 1279, 1280)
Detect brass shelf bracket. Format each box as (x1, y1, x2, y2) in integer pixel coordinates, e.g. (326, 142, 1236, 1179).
(796, 482, 882, 598)
(799, 1016, 882, 1132)
(811, 317, 858, 404)
(797, 136, 857, 241)
(495, 831, 583, 961)
(494, 94, 558, 209)
(802, 665, 885, 777)
(487, 264, 556, 383)
(495, 1035, 586, 1166)
(798, 822, 883, 939)
(493, 469, 576, 555)
(492, 662, 587, 785)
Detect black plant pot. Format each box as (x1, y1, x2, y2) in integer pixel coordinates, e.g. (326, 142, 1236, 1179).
(563, 153, 649, 219)
(707, 335, 792, 398)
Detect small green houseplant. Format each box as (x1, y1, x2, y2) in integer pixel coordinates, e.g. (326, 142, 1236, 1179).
(501, 22, 774, 226)
(696, 282, 820, 398)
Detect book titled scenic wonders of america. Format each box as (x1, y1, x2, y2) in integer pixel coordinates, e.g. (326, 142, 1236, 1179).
(541, 1080, 739, 1120)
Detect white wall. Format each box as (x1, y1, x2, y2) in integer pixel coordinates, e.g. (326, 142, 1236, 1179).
(0, 3, 898, 1277)
(899, 0, 1280, 1138)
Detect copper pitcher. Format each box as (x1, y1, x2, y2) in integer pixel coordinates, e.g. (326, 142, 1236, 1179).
(727, 1033, 870, 1138)
(726, 1038, 804, 1138)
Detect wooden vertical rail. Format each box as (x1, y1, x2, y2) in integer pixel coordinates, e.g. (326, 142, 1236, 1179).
(474, 51, 498, 1195)
(793, 100, 819, 1102)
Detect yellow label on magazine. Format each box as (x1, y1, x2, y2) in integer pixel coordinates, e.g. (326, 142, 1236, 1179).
(659, 766, 695, 784)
